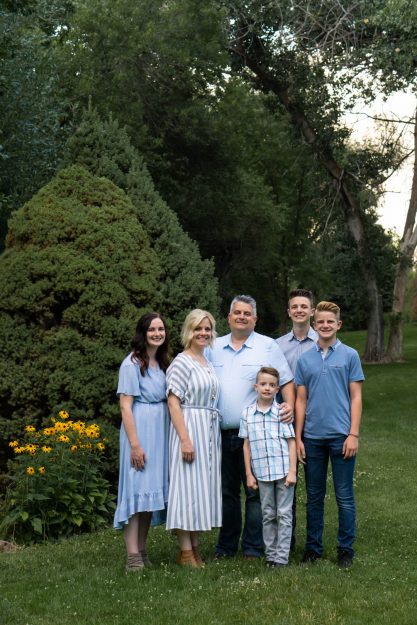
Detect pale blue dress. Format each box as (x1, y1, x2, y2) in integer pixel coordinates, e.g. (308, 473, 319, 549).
(113, 353, 169, 529)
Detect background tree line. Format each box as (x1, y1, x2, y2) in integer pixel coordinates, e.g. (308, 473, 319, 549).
(1, 0, 416, 470)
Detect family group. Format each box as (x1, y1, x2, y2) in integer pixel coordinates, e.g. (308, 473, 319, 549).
(113, 291, 364, 572)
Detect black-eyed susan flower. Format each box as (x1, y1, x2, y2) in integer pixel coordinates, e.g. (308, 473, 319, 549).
(9, 440, 19, 448)
(70, 445, 78, 453)
(57, 434, 70, 443)
(59, 410, 69, 419)
(41, 446, 52, 453)
(26, 466, 35, 475)
(97, 442, 105, 451)
(14, 447, 25, 454)
(25, 425, 36, 432)
(38, 466, 46, 474)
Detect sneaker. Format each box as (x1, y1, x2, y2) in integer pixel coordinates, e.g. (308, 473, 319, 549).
(301, 550, 321, 564)
(266, 561, 287, 569)
(337, 550, 353, 569)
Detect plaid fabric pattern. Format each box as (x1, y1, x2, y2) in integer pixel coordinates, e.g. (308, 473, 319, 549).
(239, 401, 295, 481)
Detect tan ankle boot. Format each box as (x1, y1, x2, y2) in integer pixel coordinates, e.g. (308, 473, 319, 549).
(176, 549, 199, 567)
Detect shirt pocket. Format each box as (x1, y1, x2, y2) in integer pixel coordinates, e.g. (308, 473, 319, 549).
(241, 363, 263, 381)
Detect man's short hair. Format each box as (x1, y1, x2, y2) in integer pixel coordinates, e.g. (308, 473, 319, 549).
(256, 366, 280, 383)
(288, 289, 314, 306)
(230, 294, 257, 317)
(315, 301, 341, 320)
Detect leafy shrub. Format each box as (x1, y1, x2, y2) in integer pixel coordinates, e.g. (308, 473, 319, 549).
(0, 165, 161, 464)
(0, 411, 115, 543)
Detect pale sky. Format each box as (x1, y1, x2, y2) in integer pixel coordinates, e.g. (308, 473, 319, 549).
(345, 91, 416, 235)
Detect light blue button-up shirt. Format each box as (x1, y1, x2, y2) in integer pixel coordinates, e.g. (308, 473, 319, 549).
(207, 332, 293, 430)
(276, 326, 317, 376)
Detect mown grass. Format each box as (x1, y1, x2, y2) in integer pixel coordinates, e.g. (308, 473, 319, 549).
(1, 325, 417, 625)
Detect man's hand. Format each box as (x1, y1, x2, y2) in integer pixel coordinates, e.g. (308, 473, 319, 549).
(279, 402, 294, 423)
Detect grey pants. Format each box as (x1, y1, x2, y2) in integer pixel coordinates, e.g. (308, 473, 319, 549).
(258, 478, 294, 564)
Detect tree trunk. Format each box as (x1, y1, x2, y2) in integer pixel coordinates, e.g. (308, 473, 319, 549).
(232, 47, 385, 361)
(385, 109, 417, 362)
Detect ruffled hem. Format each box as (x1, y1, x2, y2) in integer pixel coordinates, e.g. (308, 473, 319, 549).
(113, 491, 167, 529)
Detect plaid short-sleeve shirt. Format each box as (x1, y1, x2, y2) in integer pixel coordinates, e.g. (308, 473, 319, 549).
(239, 400, 295, 482)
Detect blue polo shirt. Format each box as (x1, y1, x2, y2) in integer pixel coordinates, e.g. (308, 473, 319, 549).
(208, 332, 293, 430)
(295, 339, 364, 439)
(276, 327, 318, 375)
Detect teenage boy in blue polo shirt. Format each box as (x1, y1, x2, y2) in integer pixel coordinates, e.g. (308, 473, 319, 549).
(295, 301, 364, 569)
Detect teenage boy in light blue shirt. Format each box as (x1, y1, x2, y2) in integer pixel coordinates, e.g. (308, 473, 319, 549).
(276, 288, 317, 550)
(239, 367, 296, 568)
(295, 301, 364, 569)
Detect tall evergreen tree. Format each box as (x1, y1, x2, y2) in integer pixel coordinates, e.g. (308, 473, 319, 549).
(63, 108, 221, 343)
(0, 165, 161, 460)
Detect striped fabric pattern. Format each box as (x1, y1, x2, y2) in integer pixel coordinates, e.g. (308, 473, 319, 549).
(166, 354, 222, 531)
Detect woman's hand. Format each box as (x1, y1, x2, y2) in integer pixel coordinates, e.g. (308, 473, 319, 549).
(130, 443, 146, 471)
(181, 438, 195, 463)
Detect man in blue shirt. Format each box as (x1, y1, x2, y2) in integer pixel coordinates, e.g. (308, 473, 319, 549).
(276, 288, 317, 550)
(209, 295, 295, 558)
(295, 301, 364, 568)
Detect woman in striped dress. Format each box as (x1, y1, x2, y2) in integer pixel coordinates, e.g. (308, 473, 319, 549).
(166, 309, 222, 567)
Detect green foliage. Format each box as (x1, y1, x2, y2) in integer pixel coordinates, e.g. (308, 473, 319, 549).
(0, 412, 115, 543)
(0, 165, 160, 461)
(63, 108, 220, 344)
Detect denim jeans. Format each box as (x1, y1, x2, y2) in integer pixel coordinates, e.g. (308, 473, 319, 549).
(303, 437, 356, 557)
(216, 430, 264, 557)
(258, 478, 294, 564)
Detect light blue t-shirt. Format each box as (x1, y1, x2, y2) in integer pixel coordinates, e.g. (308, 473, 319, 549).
(295, 339, 364, 439)
(276, 327, 317, 376)
(207, 331, 293, 430)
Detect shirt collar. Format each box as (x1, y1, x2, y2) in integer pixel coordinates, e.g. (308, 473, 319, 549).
(224, 331, 255, 350)
(251, 399, 280, 416)
(289, 327, 317, 342)
(315, 338, 341, 352)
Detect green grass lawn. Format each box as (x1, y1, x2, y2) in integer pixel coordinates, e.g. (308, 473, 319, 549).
(2, 326, 417, 625)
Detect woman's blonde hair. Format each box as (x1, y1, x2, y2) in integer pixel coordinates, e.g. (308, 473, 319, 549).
(181, 309, 217, 349)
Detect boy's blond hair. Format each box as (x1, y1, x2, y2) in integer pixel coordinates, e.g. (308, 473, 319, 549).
(315, 301, 341, 320)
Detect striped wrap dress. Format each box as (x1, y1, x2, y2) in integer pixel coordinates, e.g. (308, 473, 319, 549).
(166, 353, 222, 531)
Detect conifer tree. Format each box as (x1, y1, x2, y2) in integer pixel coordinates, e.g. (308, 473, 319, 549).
(63, 108, 221, 344)
(0, 166, 161, 448)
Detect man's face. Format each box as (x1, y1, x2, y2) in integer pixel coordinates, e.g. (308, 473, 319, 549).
(288, 296, 314, 325)
(228, 301, 257, 336)
(314, 311, 342, 342)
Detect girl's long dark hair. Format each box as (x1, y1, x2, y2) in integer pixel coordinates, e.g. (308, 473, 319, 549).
(131, 312, 170, 376)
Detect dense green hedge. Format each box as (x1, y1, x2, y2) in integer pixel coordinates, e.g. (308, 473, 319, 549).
(0, 165, 160, 463)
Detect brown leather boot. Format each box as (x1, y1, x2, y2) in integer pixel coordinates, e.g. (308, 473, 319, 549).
(192, 547, 205, 567)
(176, 549, 199, 567)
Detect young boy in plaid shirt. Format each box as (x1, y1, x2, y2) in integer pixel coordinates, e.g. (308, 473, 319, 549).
(239, 367, 297, 568)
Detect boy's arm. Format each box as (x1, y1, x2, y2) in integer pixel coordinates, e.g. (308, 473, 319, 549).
(343, 381, 363, 459)
(285, 438, 297, 487)
(295, 384, 307, 464)
(243, 439, 258, 490)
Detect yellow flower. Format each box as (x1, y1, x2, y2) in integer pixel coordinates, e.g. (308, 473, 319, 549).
(9, 440, 19, 448)
(38, 466, 46, 474)
(25, 425, 36, 432)
(41, 446, 52, 453)
(14, 447, 25, 454)
(57, 435, 70, 443)
(96, 442, 105, 451)
(85, 427, 100, 439)
(26, 466, 35, 475)
(58, 410, 69, 419)
(25, 444, 37, 455)
(43, 427, 54, 436)
(70, 445, 78, 453)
